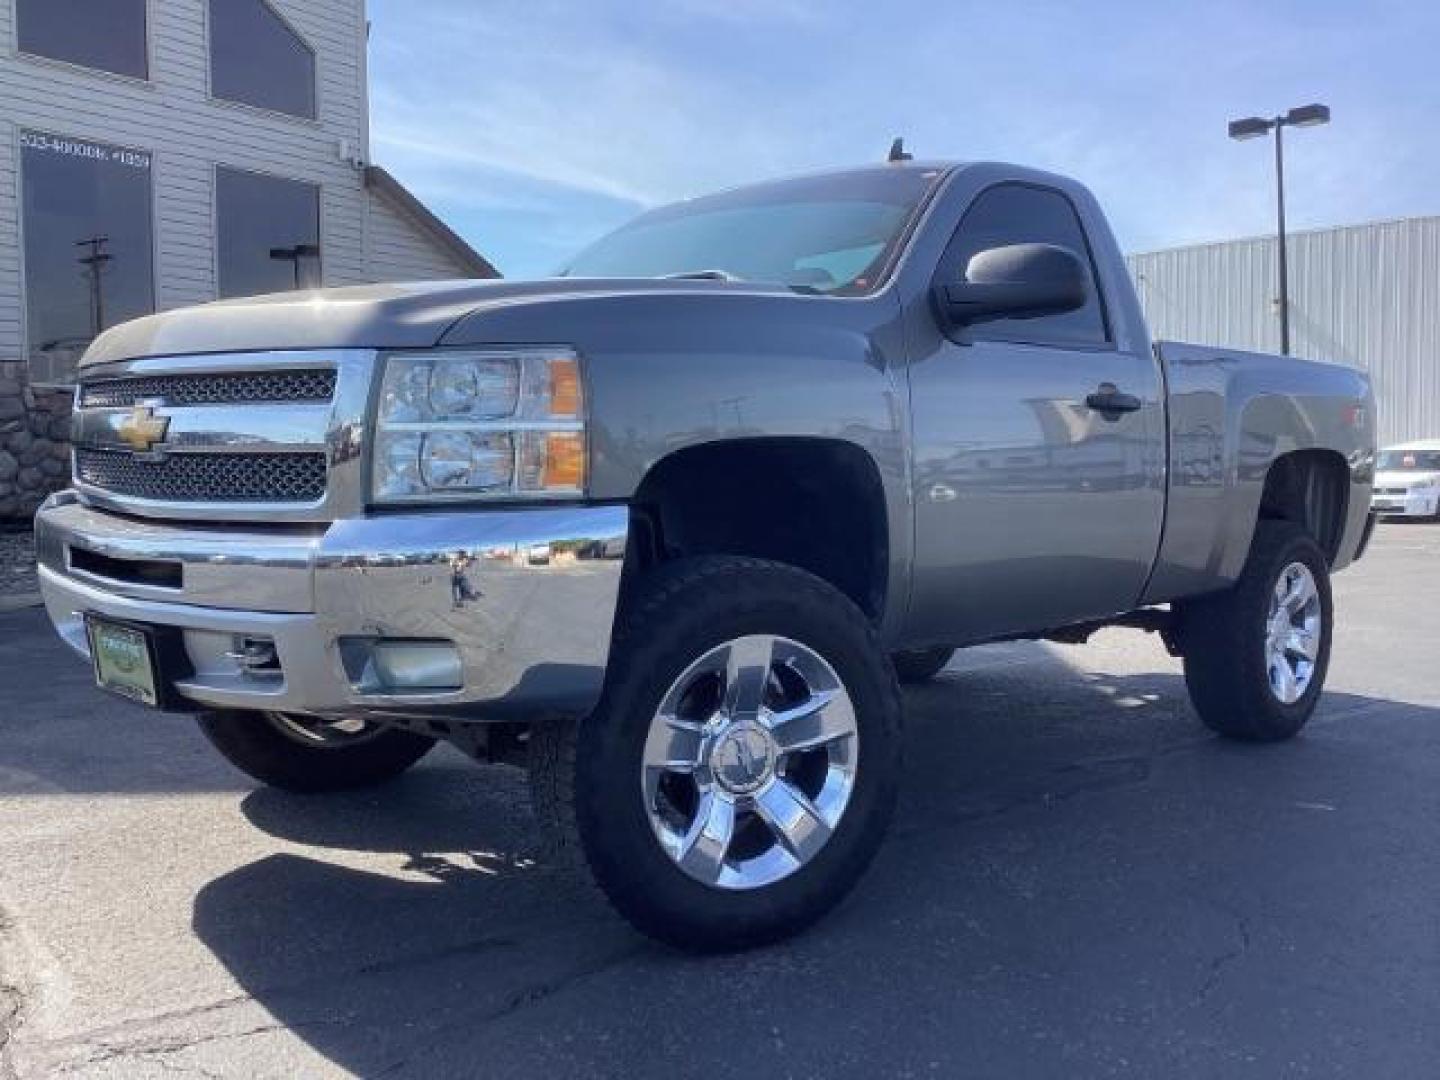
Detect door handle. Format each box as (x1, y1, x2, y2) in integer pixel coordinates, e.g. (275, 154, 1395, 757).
(1085, 383, 1142, 417)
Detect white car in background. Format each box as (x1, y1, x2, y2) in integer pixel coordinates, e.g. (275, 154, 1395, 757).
(1372, 442, 1440, 519)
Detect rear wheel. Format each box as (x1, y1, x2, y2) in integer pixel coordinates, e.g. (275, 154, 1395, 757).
(570, 557, 902, 951)
(198, 710, 435, 792)
(1179, 521, 1333, 741)
(890, 646, 955, 684)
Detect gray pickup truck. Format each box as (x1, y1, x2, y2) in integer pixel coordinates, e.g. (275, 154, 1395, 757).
(36, 160, 1375, 950)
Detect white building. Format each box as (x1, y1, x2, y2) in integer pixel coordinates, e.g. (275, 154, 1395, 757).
(0, 0, 496, 518)
(1128, 216, 1440, 447)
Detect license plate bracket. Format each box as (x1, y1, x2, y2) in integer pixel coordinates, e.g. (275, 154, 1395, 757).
(84, 615, 190, 710)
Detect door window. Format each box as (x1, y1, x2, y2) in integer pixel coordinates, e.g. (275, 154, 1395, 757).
(939, 184, 1109, 346)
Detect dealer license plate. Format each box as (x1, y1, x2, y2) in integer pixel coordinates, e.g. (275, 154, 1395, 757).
(85, 616, 160, 707)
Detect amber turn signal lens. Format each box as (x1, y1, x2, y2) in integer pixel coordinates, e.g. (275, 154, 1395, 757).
(544, 431, 585, 489)
(549, 357, 582, 418)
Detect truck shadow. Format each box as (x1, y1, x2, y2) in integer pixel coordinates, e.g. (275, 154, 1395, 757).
(190, 656, 1440, 1077)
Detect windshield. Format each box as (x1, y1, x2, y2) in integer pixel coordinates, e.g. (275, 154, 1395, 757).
(1379, 450, 1440, 471)
(561, 167, 945, 295)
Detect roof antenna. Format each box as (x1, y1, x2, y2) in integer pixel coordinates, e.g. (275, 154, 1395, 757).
(887, 137, 913, 163)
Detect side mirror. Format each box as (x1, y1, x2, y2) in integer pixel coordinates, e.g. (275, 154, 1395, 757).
(935, 243, 1088, 328)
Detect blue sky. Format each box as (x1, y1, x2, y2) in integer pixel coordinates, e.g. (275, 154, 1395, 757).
(367, 0, 1440, 280)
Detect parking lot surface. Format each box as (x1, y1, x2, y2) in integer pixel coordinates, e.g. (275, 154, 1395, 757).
(1, 525, 1437, 1078)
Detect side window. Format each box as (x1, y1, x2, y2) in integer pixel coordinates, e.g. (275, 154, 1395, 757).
(209, 0, 318, 120)
(939, 184, 1109, 346)
(16, 0, 148, 79)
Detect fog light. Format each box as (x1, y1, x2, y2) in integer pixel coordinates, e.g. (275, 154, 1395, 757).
(342, 639, 462, 692)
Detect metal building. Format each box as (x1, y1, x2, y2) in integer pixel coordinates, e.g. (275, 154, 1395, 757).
(1127, 216, 1440, 447)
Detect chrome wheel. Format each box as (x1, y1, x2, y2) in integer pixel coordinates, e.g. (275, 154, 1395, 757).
(1265, 562, 1322, 704)
(264, 712, 384, 748)
(641, 634, 859, 891)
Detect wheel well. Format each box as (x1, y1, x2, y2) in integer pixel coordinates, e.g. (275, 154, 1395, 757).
(1258, 449, 1349, 563)
(626, 438, 889, 622)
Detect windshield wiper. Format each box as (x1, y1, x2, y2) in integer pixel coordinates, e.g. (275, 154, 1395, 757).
(660, 269, 743, 282)
(658, 269, 821, 295)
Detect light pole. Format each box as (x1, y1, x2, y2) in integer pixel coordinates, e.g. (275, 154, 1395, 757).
(1228, 103, 1330, 356)
(268, 243, 321, 289)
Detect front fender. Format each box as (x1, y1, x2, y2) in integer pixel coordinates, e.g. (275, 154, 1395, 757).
(441, 288, 916, 638)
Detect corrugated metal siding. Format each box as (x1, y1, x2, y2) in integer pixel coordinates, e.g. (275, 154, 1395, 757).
(0, 0, 483, 384)
(364, 188, 473, 282)
(1128, 217, 1440, 446)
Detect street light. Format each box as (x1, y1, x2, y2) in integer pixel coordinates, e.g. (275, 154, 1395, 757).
(1228, 103, 1330, 355)
(268, 243, 321, 289)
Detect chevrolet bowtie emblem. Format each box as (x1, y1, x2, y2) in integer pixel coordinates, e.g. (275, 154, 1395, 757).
(117, 405, 170, 452)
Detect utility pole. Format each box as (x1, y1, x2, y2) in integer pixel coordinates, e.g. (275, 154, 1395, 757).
(76, 235, 112, 337)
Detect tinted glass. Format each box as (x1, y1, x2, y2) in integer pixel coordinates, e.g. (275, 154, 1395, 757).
(216, 167, 322, 298)
(1379, 450, 1440, 471)
(941, 184, 1109, 346)
(17, 0, 148, 79)
(563, 168, 944, 295)
(21, 132, 155, 384)
(209, 0, 317, 119)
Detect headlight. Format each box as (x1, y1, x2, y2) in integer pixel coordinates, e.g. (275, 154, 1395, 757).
(371, 348, 586, 503)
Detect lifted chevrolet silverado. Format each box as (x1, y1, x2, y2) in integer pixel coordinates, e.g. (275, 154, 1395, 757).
(37, 161, 1376, 950)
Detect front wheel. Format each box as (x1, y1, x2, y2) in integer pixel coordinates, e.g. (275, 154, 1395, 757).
(198, 710, 435, 792)
(1179, 521, 1333, 741)
(573, 557, 902, 952)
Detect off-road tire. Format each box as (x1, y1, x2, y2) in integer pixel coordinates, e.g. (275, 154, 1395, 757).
(527, 716, 587, 873)
(891, 646, 955, 684)
(1179, 521, 1333, 741)
(571, 556, 902, 952)
(198, 710, 435, 792)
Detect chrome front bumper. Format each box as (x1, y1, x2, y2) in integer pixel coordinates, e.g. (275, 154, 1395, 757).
(35, 491, 628, 719)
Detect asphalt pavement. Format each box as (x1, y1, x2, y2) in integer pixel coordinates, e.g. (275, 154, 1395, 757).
(1, 524, 1437, 1078)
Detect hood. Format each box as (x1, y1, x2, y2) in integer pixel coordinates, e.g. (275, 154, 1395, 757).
(79, 277, 793, 368)
(1375, 469, 1440, 488)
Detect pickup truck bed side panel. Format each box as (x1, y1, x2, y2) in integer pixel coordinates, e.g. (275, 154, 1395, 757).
(1141, 341, 1375, 604)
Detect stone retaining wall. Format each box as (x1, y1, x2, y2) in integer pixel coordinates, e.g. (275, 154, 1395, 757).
(0, 362, 73, 521)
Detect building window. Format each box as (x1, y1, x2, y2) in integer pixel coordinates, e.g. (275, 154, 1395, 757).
(16, 0, 148, 80)
(216, 167, 322, 298)
(208, 0, 317, 119)
(20, 132, 155, 384)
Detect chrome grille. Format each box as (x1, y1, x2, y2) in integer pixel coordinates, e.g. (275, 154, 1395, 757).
(75, 448, 328, 503)
(80, 370, 336, 408)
